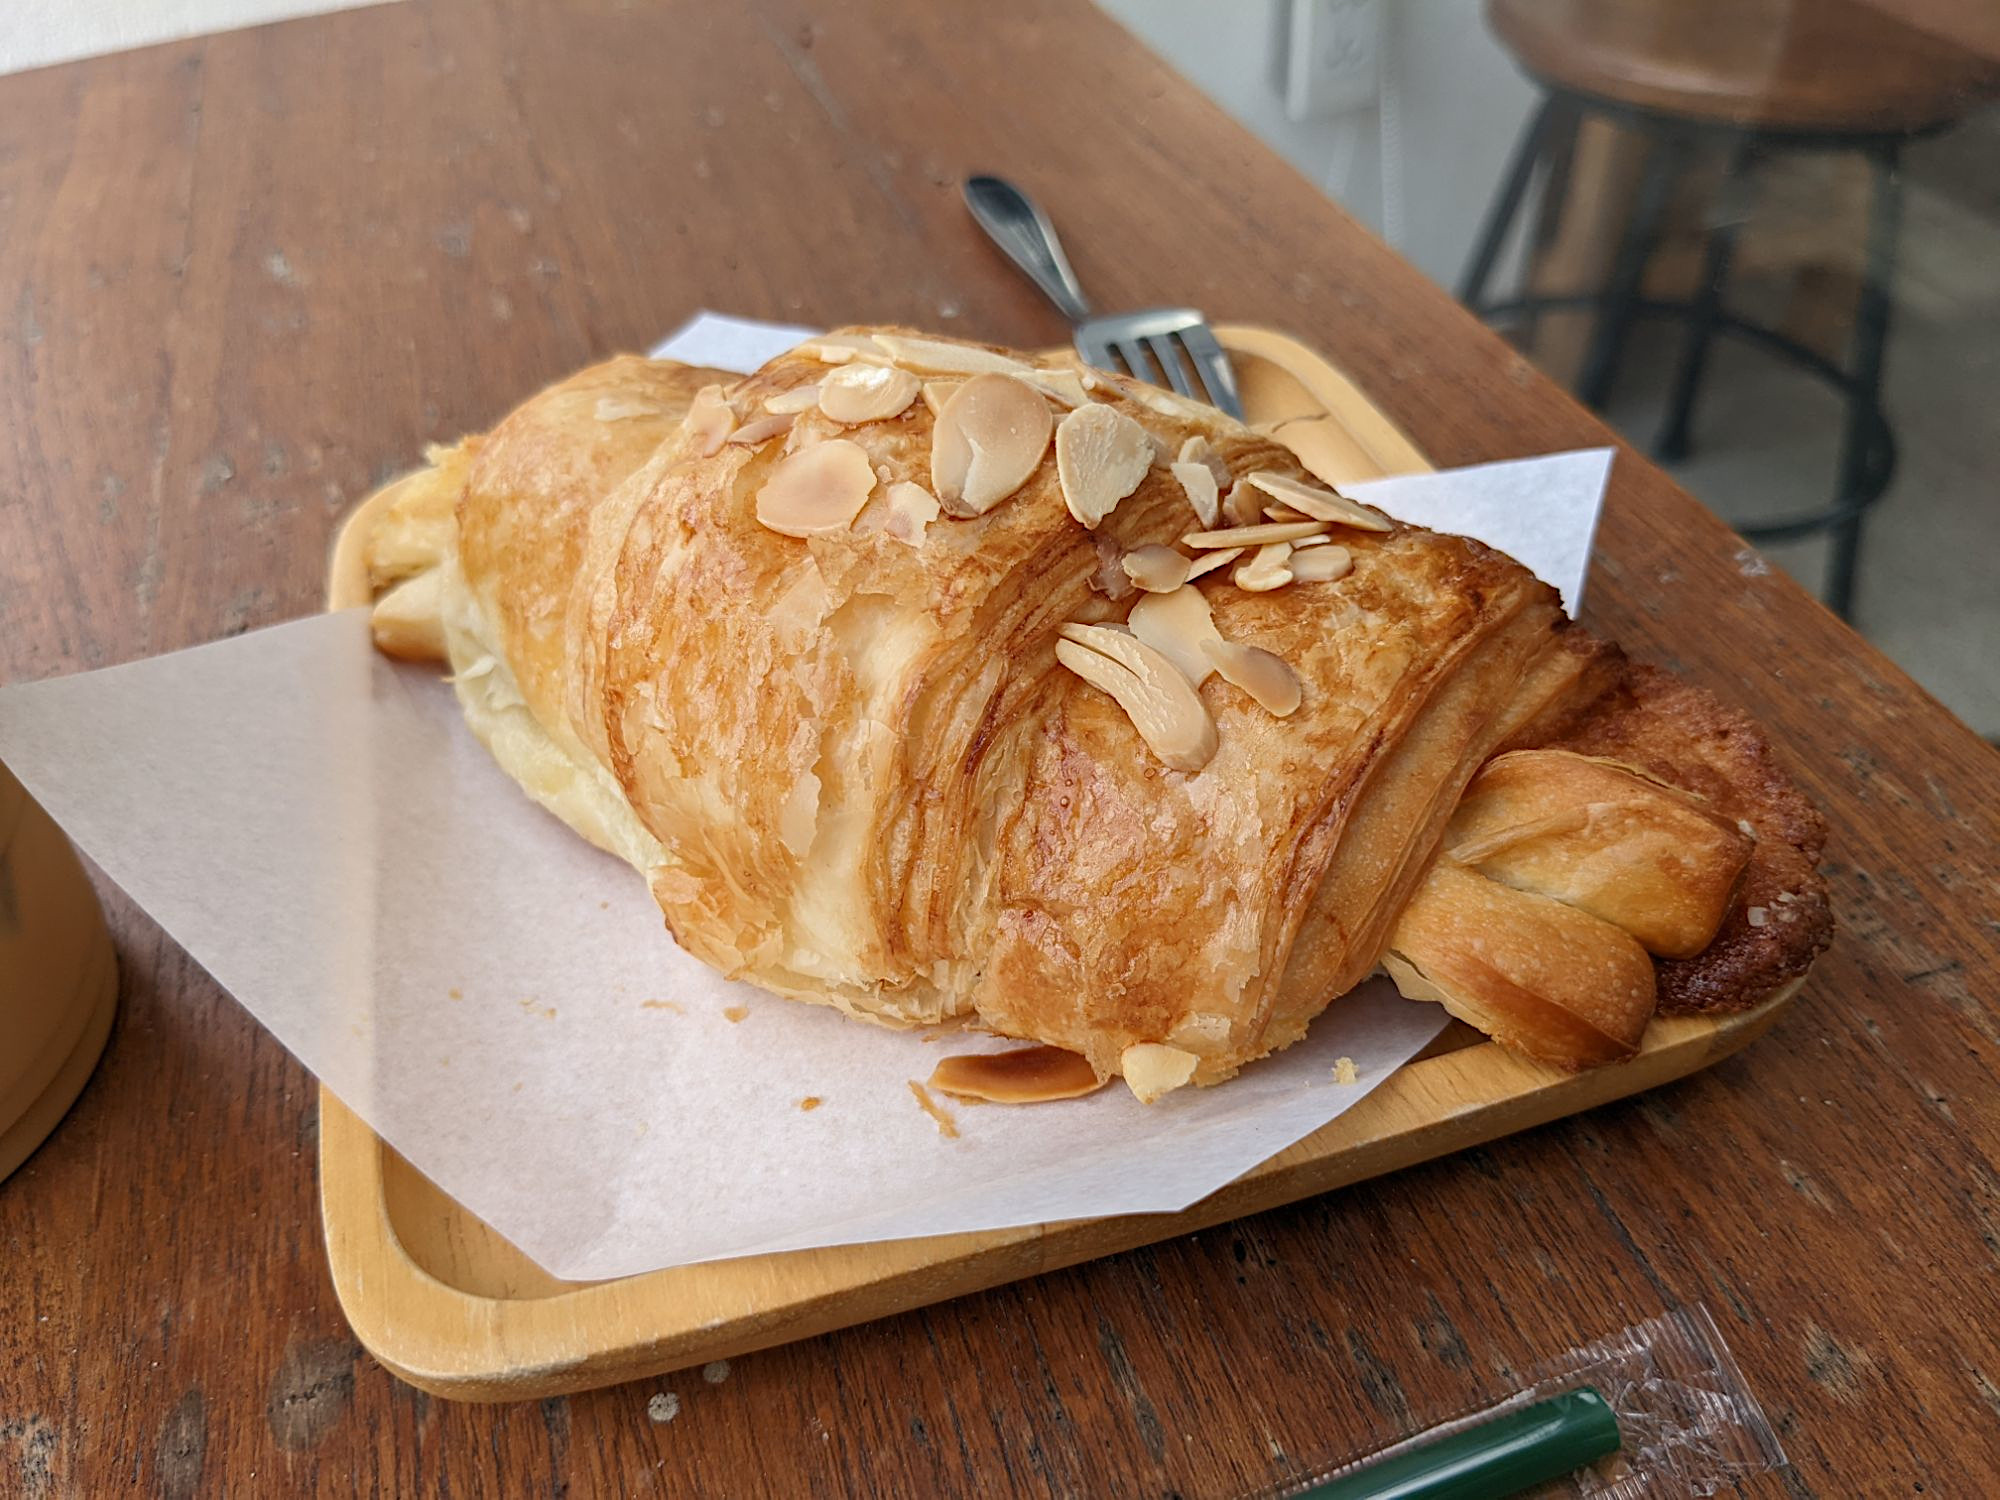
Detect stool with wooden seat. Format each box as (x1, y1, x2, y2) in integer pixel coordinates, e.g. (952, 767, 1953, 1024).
(1459, 0, 1999, 618)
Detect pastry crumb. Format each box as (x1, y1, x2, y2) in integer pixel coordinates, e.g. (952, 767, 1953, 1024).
(641, 998, 684, 1013)
(907, 1080, 960, 1139)
(448, 987, 462, 1000)
(798, 1096, 822, 1112)
(1333, 1056, 1359, 1086)
(723, 1005, 749, 1024)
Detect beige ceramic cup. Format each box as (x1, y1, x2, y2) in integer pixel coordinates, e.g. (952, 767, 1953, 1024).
(0, 761, 117, 1181)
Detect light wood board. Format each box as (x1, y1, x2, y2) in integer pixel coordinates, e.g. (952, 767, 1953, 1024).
(319, 325, 1801, 1401)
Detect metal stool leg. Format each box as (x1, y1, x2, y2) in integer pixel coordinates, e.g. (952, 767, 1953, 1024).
(1824, 144, 1902, 620)
(1576, 133, 1688, 411)
(1520, 101, 1582, 347)
(1457, 97, 1560, 312)
(1656, 143, 1756, 462)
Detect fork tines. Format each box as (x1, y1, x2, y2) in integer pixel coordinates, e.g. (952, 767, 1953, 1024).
(1075, 308, 1243, 419)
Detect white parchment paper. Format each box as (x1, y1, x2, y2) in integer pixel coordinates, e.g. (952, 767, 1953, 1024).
(0, 314, 1611, 1280)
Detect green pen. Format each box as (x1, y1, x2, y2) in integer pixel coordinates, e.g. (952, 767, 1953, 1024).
(1295, 1387, 1622, 1500)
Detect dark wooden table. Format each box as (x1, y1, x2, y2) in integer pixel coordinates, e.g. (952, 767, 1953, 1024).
(4, 0, 1997, 1493)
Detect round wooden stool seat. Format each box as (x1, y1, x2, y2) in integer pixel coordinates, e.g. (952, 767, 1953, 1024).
(1489, 0, 1998, 136)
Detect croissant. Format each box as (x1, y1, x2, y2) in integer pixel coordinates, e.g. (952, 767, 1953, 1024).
(362, 328, 1831, 1098)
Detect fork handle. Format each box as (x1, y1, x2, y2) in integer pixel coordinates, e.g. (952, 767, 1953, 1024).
(962, 175, 1093, 325)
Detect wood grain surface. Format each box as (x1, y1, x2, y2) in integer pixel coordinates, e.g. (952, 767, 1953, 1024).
(2, 0, 1997, 1494)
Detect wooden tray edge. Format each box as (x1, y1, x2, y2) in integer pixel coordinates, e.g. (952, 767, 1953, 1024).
(1214, 323, 1431, 476)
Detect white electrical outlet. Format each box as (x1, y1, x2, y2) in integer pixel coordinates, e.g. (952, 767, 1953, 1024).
(1283, 0, 1383, 120)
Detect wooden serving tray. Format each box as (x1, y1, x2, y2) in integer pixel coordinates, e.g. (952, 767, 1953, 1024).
(319, 325, 1799, 1401)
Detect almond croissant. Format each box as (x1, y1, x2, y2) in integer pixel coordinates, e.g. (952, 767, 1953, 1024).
(363, 329, 1830, 1098)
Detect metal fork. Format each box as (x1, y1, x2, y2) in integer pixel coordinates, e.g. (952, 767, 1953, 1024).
(962, 174, 1244, 419)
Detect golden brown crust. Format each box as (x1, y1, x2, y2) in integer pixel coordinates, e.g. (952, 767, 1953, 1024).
(1445, 749, 1753, 960)
(1547, 663, 1834, 1013)
(457, 356, 737, 768)
(363, 439, 479, 594)
(1385, 859, 1656, 1068)
(977, 533, 1568, 1080)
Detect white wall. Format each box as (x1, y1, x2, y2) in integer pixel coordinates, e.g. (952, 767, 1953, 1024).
(1095, 0, 1539, 291)
(0, 0, 398, 77)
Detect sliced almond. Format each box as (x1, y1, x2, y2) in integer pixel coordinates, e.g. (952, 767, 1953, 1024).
(1261, 503, 1310, 523)
(1023, 368, 1089, 407)
(1183, 546, 1242, 581)
(1054, 403, 1153, 529)
(1120, 1042, 1199, 1104)
(763, 384, 823, 415)
(1056, 624, 1217, 772)
(1233, 543, 1294, 592)
(928, 1046, 1104, 1103)
(726, 411, 797, 447)
(1179, 434, 1232, 489)
(817, 363, 921, 424)
(1182, 520, 1326, 548)
(883, 480, 940, 545)
(685, 383, 735, 455)
(754, 438, 877, 538)
(1291, 544, 1353, 583)
(1120, 544, 1193, 594)
(1122, 381, 1214, 423)
(920, 379, 963, 418)
(1221, 477, 1263, 527)
(595, 395, 665, 422)
(930, 373, 1053, 516)
(798, 332, 888, 365)
(873, 333, 1038, 378)
(1203, 639, 1301, 716)
(1244, 471, 1393, 533)
(1128, 584, 1223, 685)
(1169, 461, 1222, 529)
